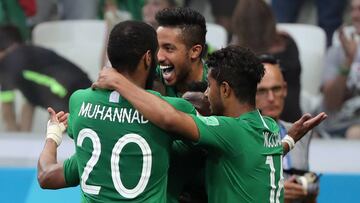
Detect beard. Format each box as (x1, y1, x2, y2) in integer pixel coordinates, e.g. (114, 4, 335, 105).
(210, 103, 225, 116)
(209, 90, 225, 116)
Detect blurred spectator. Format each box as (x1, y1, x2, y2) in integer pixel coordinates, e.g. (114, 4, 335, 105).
(208, 0, 237, 43)
(319, 0, 360, 139)
(58, 0, 99, 20)
(257, 55, 318, 203)
(271, 0, 347, 47)
(99, 0, 144, 21)
(0, 0, 33, 40)
(27, 0, 58, 29)
(0, 25, 92, 131)
(142, 0, 177, 28)
(232, 0, 302, 123)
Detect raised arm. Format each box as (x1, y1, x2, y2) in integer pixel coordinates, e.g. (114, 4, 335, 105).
(37, 107, 69, 189)
(92, 68, 200, 141)
(322, 27, 356, 111)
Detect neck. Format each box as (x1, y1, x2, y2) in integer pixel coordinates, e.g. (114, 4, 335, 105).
(176, 60, 204, 94)
(223, 98, 255, 118)
(120, 71, 146, 89)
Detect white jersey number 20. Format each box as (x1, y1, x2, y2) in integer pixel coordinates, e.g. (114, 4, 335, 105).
(77, 128, 152, 198)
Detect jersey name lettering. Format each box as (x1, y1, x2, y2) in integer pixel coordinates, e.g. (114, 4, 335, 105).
(78, 102, 148, 124)
(263, 131, 281, 148)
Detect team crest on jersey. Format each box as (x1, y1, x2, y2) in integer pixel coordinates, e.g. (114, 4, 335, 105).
(109, 91, 120, 103)
(198, 116, 219, 126)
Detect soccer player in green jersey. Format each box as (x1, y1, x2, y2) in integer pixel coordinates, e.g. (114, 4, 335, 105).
(38, 21, 197, 203)
(153, 8, 210, 202)
(154, 7, 208, 98)
(92, 45, 327, 203)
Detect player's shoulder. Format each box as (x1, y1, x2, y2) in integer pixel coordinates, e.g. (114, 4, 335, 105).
(69, 87, 106, 102)
(70, 87, 92, 98)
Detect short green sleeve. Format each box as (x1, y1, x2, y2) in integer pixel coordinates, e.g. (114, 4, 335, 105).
(67, 91, 78, 139)
(0, 91, 15, 102)
(63, 154, 80, 187)
(190, 115, 237, 153)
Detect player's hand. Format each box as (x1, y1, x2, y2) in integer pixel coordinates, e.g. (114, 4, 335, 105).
(284, 176, 307, 200)
(46, 107, 67, 146)
(92, 67, 120, 90)
(182, 91, 211, 116)
(288, 112, 327, 142)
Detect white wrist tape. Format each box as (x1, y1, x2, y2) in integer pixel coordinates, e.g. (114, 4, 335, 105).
(46, 120, 66, 146)
(282, 134, 295, 151)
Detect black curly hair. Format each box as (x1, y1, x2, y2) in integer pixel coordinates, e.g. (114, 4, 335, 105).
(108, 21, 158, 71)
(155, 7, 206, 56)
(107, 20, 158, 89)
(206, 45, 265, 106)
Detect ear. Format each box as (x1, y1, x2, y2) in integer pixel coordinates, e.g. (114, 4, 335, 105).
(143, 50, 152, 69)
(283, 81, 288, 97)
(189, 44, 203, 60)
(220, 81, 231, 98)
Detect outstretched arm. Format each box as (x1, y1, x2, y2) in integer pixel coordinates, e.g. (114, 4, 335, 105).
(92, 68, 200, 141)
(38, 107, 69, 189)
(283, 112, 327, 155)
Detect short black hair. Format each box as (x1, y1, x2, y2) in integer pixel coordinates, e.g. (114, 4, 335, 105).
(206, 45, 265, 106)
(107, 20, 158, 72)
(0, 25, 23, 51)
(156, 7, 206, 54)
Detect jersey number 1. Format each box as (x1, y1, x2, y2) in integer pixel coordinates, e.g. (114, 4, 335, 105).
(77, 128, 152, 199)
(265, 155, 283, 203)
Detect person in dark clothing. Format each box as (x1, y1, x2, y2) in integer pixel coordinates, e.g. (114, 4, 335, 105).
(232, 0, 302, 122)
(0, 25, 92, 131)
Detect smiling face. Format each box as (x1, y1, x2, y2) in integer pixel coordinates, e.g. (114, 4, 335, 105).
(156, 26, 192, 86)
(204, 69, 224, 116)
(255, 63, 287, 120)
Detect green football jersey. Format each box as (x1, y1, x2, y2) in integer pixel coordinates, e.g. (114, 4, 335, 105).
(155, 63, 208, 97)
(191, 110, 284, 203)
(65, 88, 195, 203)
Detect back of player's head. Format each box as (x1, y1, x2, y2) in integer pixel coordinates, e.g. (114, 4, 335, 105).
(107, 20, 158, 73)
(156, 7, 206, 53)
(206, 45, 264, 106)
(0, 25, 23, 51)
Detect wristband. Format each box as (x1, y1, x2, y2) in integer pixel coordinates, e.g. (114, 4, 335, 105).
(46, 120, 66, 146)
(282, 134, 295, 151)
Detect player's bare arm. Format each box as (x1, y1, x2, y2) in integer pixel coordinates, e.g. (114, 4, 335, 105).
(37, 107, 69, 189)
(92, 67, 200, 141)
